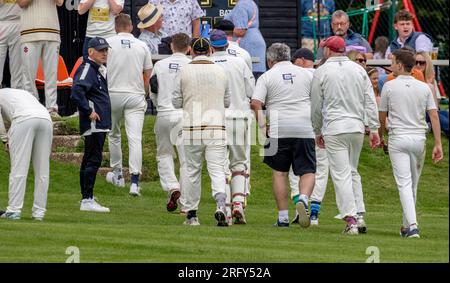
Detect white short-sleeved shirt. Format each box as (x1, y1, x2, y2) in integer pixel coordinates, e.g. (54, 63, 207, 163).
(252, 61, 314, 139)
(106, 33, 153, 95)
(379, 75, 436, 136)
(210, 51, 255, 117)
(150, 52, 191, 115)
(148, 0, 204, 37)
(227, 41, 253, 72)
(81, 0, 124, 38)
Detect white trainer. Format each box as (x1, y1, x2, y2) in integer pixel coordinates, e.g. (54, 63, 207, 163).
(183, 217, 200, 226)
(343, 224, 359, 235)
(106, 172, 125, 187)
(129, 183, 141, 197)
(232, 202, 247, 225)
(226, 206, 233, 226)
(356, 215, 367, 233)
(80, 198, 110, 212)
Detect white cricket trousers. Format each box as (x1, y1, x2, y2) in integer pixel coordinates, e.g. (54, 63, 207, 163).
(289, 146, 329, 202)
(21, 40, 59, 110)
(183, 141, 227, 212)
(109, 93, 147, 175)
(388, 135, 426, 228)
(324, 133, 365, 219)
(7, 118, 53, 218)
(225, 117, 249, 204)
(0, 21, 23, 88)
(154, 112, 187, 208)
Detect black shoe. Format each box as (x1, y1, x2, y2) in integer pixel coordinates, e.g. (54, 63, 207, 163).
(0, 210, 5, 217)
(273, 220, 289, 227)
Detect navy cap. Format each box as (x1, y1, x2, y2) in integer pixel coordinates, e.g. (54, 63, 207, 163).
(216, 19, 234, 32)
(88, 37, 111, 51)
(210, 29, 228, 48)
(191, 37, 211, 53)
(292, 48, 315, 62)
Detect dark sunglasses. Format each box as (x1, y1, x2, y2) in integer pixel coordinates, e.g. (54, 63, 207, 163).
(416, 60, 426, 66)
(356, 58, 366, 63)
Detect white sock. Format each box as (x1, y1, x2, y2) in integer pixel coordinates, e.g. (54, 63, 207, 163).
(299, 194, 309, 205)
(278, 210, 289, 222)
(409, 223, 418, 230)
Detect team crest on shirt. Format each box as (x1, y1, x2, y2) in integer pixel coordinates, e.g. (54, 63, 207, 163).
(282, 73, 295, 84)
(169, 63, 180, 72)
(121, 39, 131, 48)
(227, 49, 237, 56)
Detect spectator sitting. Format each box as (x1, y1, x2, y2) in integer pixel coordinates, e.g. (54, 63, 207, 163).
(415, 51, 449, 137)
(137, 3, 168, 54)
(347, 50, 367, 69)
(300, 0, 335, 52)
(148, 0, 204, 38)
(316, 10, 373, 59)
(374, 36, 389, 59)
(367, 67, 380, 106)
(385, 9, 433, 59)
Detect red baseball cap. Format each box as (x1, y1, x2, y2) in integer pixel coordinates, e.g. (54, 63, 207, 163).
(319, 36, 346, 53)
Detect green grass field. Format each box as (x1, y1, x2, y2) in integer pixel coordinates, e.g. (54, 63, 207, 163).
(0, 116, 448, 263)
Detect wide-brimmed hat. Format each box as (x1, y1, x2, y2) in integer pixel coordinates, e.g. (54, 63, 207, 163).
(137, 3, 163, 29)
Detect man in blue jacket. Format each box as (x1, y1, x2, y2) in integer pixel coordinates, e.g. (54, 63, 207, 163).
(71, 37, 112, 213)
(385, 9, 433, 58)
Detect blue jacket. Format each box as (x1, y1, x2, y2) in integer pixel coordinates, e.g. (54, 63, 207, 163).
(345, 29, 373, 53)
(71, 58, 111, 135)
(389, 31, 433, 53)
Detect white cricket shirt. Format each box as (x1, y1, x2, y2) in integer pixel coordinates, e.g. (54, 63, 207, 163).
(379, 75, 436, 136)
(311, 56, 379, 136)
(252, 61, 315, 139)
(227, 41, 253, 72)
(0, 88, 51, 142)
(106, 33, 153, 95)
(210, 51, 255, 118)
(150, 52, 191, 116)
(0, 0, 21, 22)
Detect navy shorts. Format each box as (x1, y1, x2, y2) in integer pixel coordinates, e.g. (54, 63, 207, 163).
(263, 138, 316, 176)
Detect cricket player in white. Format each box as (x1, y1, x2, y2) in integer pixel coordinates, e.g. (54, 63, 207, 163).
(172, 38, 231, 226)
(311, 36, 380, 235)
(105, 14, 153, 196)
(379, 48, 443, 238)
(0, 88, 53, 220)
(210, 29, 255, 225)
(251, 43, 316, 228)
(215, 19, 253, 72)
(0, 0, 23, 89)
(150, 32, 191, 213)
(18, 0, 64, 116)
(289, 48, 329, 226)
